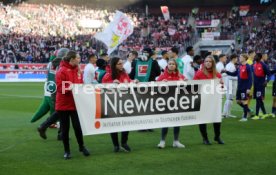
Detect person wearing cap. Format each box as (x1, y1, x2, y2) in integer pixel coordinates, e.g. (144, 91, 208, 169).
(158, 50, 169, 72)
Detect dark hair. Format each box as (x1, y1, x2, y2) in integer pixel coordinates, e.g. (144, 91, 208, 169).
(63, 51, 77, 62)
(218, 54, 226, 59)
(186, 46, 193, 53)
(161, 50, 168, 56)
(248, 50, 255, 55)
(96, 59, 107, 70)
(110, 57, 123, 80)
(230, 54, 238, 60)
(142, 47, 153, 58)
(213, 55, 219, 63)
(171, 46, 179, 55)
(193, 55, 202, 62)
(88, 53, 96, 60)
(131, 51, 138, 57)
(255, 53, 262, 62)
(14, 64, 19, 69)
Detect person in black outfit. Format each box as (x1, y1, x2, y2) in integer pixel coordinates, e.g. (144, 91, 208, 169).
(102, 57, 134, 152)
(56, 51, 90, 159)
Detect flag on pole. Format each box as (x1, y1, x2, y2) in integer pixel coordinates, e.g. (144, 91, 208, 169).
(239, 5, 250, 16)
(161, 6, 170, 21)
(94, 11, 134, 55)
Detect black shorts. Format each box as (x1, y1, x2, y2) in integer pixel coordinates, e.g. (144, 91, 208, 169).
(254, 87, 265, 100)
(236, 89, 248, 101)
(273, 82, 276, 97)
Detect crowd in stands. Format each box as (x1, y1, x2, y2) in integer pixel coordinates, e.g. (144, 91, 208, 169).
(0, 2, 275, 64)
(241, 10, 275, 63)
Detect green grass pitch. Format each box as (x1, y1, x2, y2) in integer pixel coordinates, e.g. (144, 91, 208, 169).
(0, 82, 275, 175)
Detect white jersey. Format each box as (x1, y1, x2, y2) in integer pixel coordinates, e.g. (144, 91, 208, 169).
(225, 62, 237, 97)
(123, 60, 132, 74)
(158, 59, 168, 71)
(225, 62, 237, 81)
(182, 54, 195, 80)
(83, 63, 96, 84)
(216, 62, 226, 76)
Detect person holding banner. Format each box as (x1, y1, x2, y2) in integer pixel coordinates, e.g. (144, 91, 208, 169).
(102, 57, 134, 152)
(55, 50, 90, 159)
(194, 55, 224, 145)
(157, 58, 186, 149)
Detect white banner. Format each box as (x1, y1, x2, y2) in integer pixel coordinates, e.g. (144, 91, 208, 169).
(202, 32, 220, 40)
(161, 6, 170, 21)
(72, 80, 222, 135)
(94, 11, 134, 55)
(79, 19, 102, 28)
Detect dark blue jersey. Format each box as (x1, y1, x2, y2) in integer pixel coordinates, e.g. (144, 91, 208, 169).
(253, 61, 270, 88)
(226, 63, 252, 90)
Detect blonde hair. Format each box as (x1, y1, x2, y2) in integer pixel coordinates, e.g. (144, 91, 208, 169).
(240, 54, 249, 61)
(203, 55, 217, 78)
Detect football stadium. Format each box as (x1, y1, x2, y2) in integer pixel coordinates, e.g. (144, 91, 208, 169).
(0, 0, 276, 174)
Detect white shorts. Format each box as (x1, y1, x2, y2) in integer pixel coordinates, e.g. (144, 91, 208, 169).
(225, 79, 237, 100)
